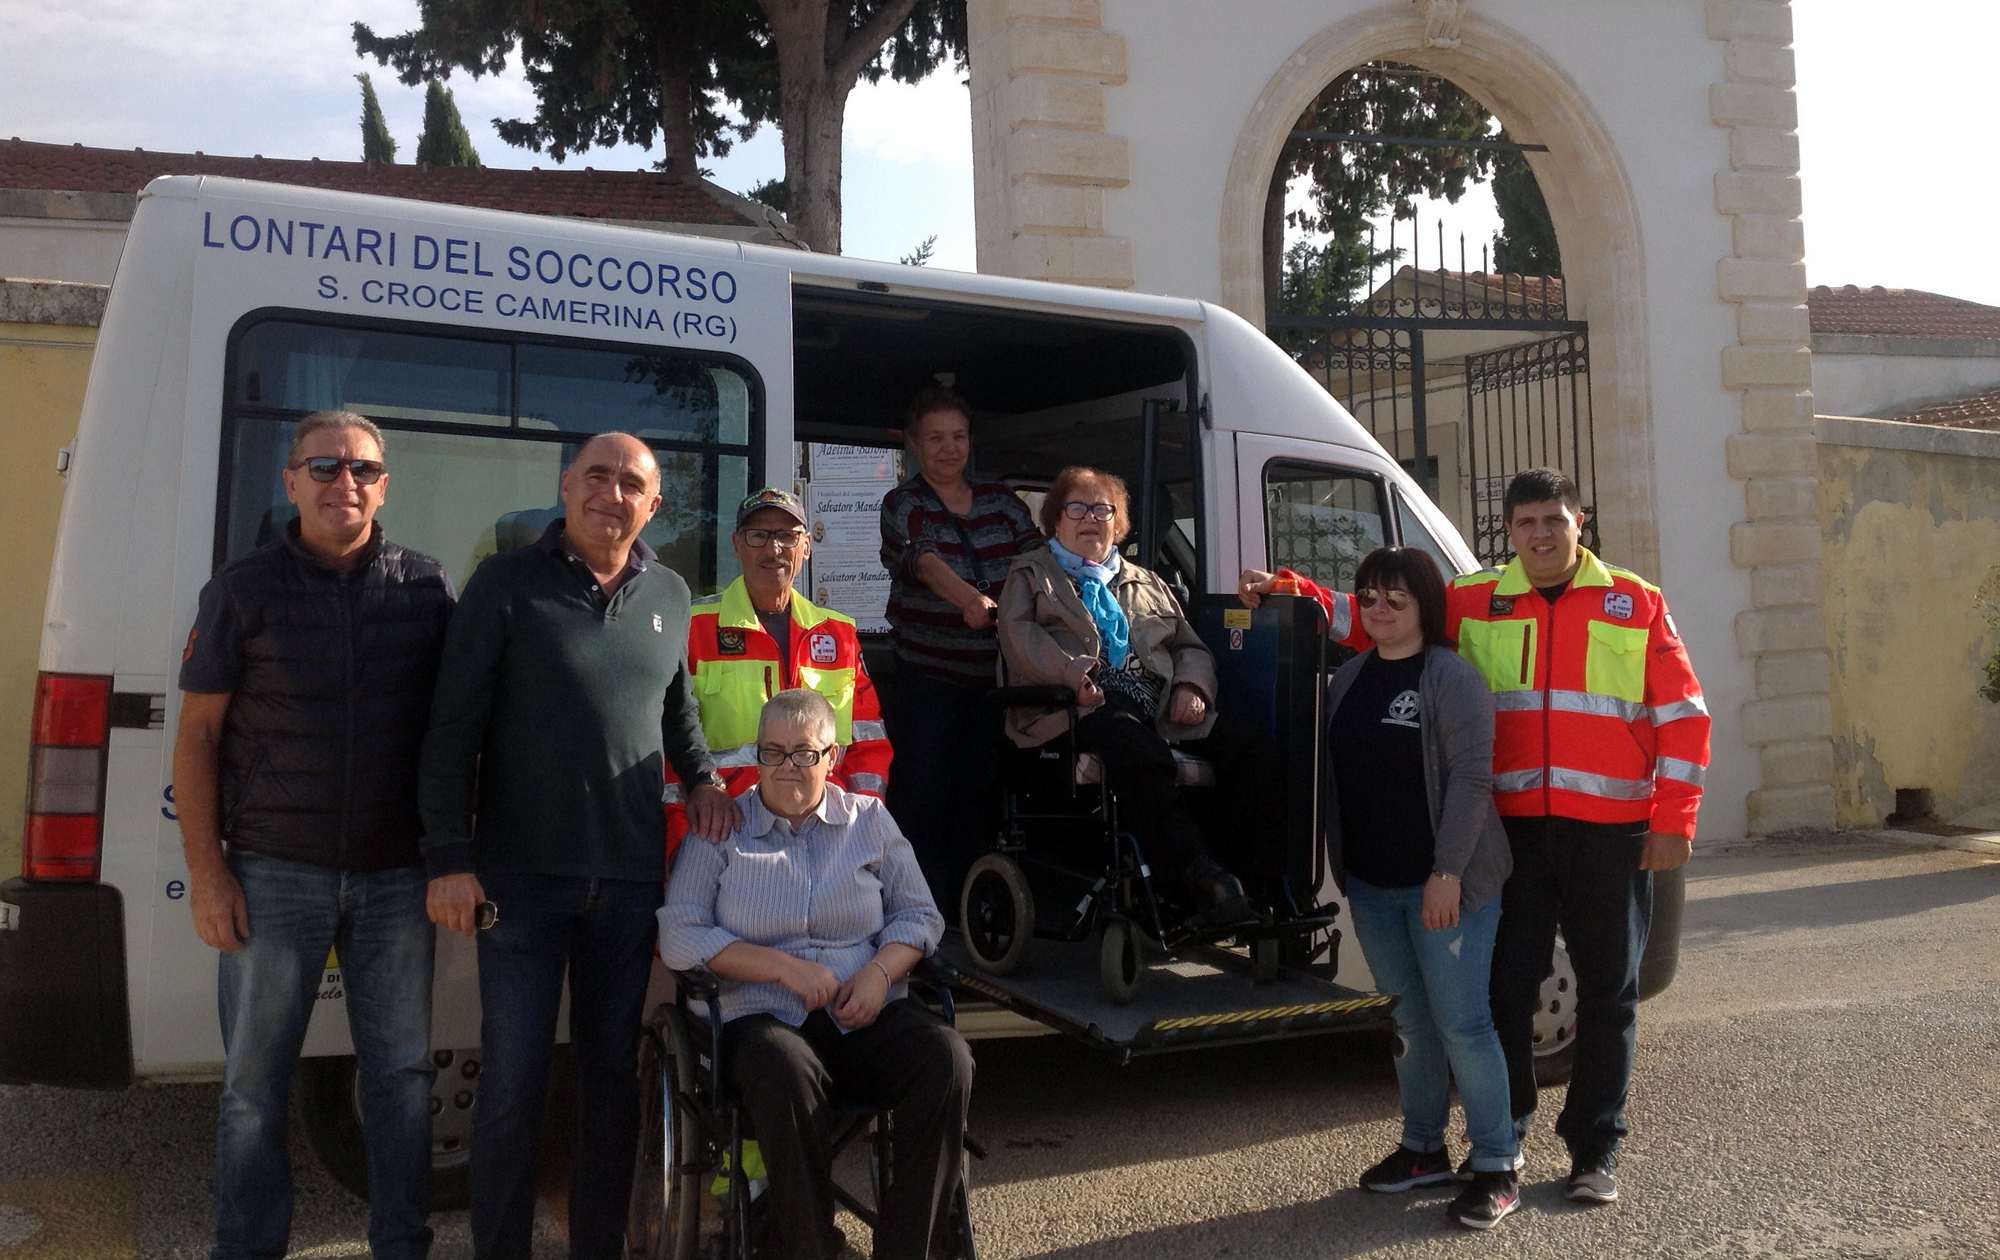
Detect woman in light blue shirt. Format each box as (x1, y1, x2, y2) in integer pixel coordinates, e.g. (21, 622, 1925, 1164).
(660, 689, 967, 1260)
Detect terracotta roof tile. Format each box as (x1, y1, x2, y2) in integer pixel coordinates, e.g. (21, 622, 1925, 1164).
(0, 137, 768, 230)
(1807, 284, 2000, 341)
(1892, 388, 2000, 431)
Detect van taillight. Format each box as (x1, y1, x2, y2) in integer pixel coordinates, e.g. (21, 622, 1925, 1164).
(24, 672, 112, 881)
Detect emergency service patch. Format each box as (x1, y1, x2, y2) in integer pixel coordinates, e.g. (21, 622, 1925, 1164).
(809, 632, 838, 665)
(1490, 595, 1515, 616)
(717, 628, 747, 655)
(1603, 592, 1635, 621)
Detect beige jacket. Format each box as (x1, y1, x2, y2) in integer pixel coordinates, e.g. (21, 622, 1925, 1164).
(995, 545, 1219, 747)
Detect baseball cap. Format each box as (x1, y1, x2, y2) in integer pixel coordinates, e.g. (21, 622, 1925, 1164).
(735, 487, 809, 530)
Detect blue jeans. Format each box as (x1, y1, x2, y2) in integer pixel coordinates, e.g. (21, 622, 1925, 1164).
(1347, 875, 1518, 1172)
(470, 871, 662, 1260)
(1489, 817, 1652, 1156)
(213, 851, 435, 1260)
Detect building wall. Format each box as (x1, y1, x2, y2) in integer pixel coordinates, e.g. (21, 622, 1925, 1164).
(1816, 416, 2000, 828)
(0, 291, 98, 873)
(969, 0, 1833, 841)
(1811, 337, 2000, 418)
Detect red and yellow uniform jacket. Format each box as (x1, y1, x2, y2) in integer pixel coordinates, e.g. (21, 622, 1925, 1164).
(1283, 546, 1710, 839)
(663, 579, 891, 855)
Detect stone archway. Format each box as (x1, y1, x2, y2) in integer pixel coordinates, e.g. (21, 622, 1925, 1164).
(1217, 5, 1660, 575)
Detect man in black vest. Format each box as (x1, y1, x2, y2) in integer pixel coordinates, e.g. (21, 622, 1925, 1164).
(175, 410, 453, 1260)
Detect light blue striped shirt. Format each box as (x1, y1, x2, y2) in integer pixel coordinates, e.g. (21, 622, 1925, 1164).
(659, 783, 944, 1027)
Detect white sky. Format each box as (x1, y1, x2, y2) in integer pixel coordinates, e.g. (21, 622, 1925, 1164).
(2, 0, 1993, 302)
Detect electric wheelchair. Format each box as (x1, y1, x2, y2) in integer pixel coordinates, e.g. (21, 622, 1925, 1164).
(625, 964, 980, 1260)
(957, 598, 1345, 1006)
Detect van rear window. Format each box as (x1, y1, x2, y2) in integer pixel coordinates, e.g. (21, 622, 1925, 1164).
(219, 316, 760, 593)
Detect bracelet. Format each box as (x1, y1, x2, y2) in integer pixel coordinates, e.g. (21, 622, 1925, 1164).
(1430, 870, 1459, 882)
(870, 960, 893, 986)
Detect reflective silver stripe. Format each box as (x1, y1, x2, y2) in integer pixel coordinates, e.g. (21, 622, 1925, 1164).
(1491, 690, 1644, 719)
(1654, 757, 1707, 787)
(846, 773, 886, 794)
(1648, 696, 1710, 725)
(1549, 690, 1646, 721)
(1493, 768, 1544, 793)
(713, 744, 761, 769)
(850, 720, 888, 742)
(1329, 592, 1352, 639)
(661, 782, 683, 805)
(1548, 766, 1655, 801)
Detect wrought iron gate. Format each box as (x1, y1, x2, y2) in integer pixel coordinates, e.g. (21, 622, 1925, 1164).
(1269, 218, 1598, 566)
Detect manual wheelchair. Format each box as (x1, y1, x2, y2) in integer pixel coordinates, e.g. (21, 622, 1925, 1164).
(956, 680, 1338, 1006)
(624, 964, 979, 1260)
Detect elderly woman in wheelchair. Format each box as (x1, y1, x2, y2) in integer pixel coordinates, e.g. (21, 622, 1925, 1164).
(659, 688, 971, 1260)
(991, 465, 1263, 933)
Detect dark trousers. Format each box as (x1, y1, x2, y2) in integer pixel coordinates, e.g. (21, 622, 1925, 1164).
(1488, 816, 1653, 1157)
(887, 674, 1005, 920)
(469, 872, 662, 1260)
(724, 1001, 974, 1260)
(1073, 705, 1278, 884)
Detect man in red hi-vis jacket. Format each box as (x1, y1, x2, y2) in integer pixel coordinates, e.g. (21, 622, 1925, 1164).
(1243, 467, 1708, 1207)
(664, 488, 892, 858)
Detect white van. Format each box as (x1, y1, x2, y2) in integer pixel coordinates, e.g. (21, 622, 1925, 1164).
(4, 176, 1671, 1200)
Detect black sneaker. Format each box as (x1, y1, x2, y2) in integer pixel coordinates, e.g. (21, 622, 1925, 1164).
(1566, 1149, 1619, 1204)
(1454, 1151, 1525, 1182)
(1448, 1171, 1521, 1230)
(1358, 1145, 1454, 1193)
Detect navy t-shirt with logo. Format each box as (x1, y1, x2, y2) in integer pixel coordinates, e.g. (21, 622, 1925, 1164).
(1329, 651, 1435, 888)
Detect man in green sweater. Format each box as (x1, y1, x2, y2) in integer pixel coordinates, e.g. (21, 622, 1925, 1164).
(419, 431, 737, 1259)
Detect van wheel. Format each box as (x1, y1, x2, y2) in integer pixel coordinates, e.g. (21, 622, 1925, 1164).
(961, 854, 1035, 975)
(295, 1048, 477, 1211)
(1532, 942, 1579, 1087)
(1099, 918, 1141, 1006)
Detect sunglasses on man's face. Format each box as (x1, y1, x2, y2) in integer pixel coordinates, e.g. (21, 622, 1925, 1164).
(1356, 587, 1413, 611)
(291, 457, 386, 485)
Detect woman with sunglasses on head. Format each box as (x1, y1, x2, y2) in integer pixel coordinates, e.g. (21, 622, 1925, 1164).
(995, 465, 1262, 924)
(1252, 546, 1520, 1229)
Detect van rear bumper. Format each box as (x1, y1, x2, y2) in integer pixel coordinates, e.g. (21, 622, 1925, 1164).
(0, 878, 133, 1089)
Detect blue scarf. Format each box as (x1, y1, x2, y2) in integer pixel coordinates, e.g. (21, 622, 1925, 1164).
(1049, 539, 1129, 669)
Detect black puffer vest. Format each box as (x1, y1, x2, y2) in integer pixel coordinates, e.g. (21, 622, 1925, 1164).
(216, 523, 453, 870)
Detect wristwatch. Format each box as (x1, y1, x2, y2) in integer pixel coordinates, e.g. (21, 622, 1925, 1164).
(694, 771, 727, 792)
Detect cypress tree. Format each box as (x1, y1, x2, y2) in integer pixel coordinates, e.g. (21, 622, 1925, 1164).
(415, 80, 481, 168)
(357, 73, 397, 164)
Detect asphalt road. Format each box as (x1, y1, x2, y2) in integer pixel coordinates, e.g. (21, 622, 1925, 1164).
(2, 834, 1995, 1258)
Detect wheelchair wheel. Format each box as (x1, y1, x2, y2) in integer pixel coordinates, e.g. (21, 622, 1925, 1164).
(625, 1013, 703, 1260)
(961, 853, 1035, 975)
(1099, 918, 1141, 1005)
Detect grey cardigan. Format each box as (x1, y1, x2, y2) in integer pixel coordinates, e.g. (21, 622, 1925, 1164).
(1322, 644, 1512, 912)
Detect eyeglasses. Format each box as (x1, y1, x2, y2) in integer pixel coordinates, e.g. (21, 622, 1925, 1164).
(1356, 587, 1413, 611)
(756, 744, 836, 767)
(1060, 501, 1116, 522)
(291, 457, 385, 485)
(740, 528, 807, 550)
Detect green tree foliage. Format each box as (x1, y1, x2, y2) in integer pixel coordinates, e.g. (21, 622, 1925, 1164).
(416, 80, 483, 167)
(1490, 154, 1561, 275)
(354, 1, 966, 252)
(357, 73, 398, 164)
(899, 234, 936, 266)
(1271, 62, 1501, 316)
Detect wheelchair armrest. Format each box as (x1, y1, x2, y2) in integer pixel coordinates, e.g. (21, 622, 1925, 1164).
(990, 684, 1075, 709)
(906, 956, 958, 1026)
(674, 967, 722, 1005)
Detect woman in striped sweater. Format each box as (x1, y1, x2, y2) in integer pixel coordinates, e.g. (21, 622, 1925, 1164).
(879, 384, 1044, 917)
